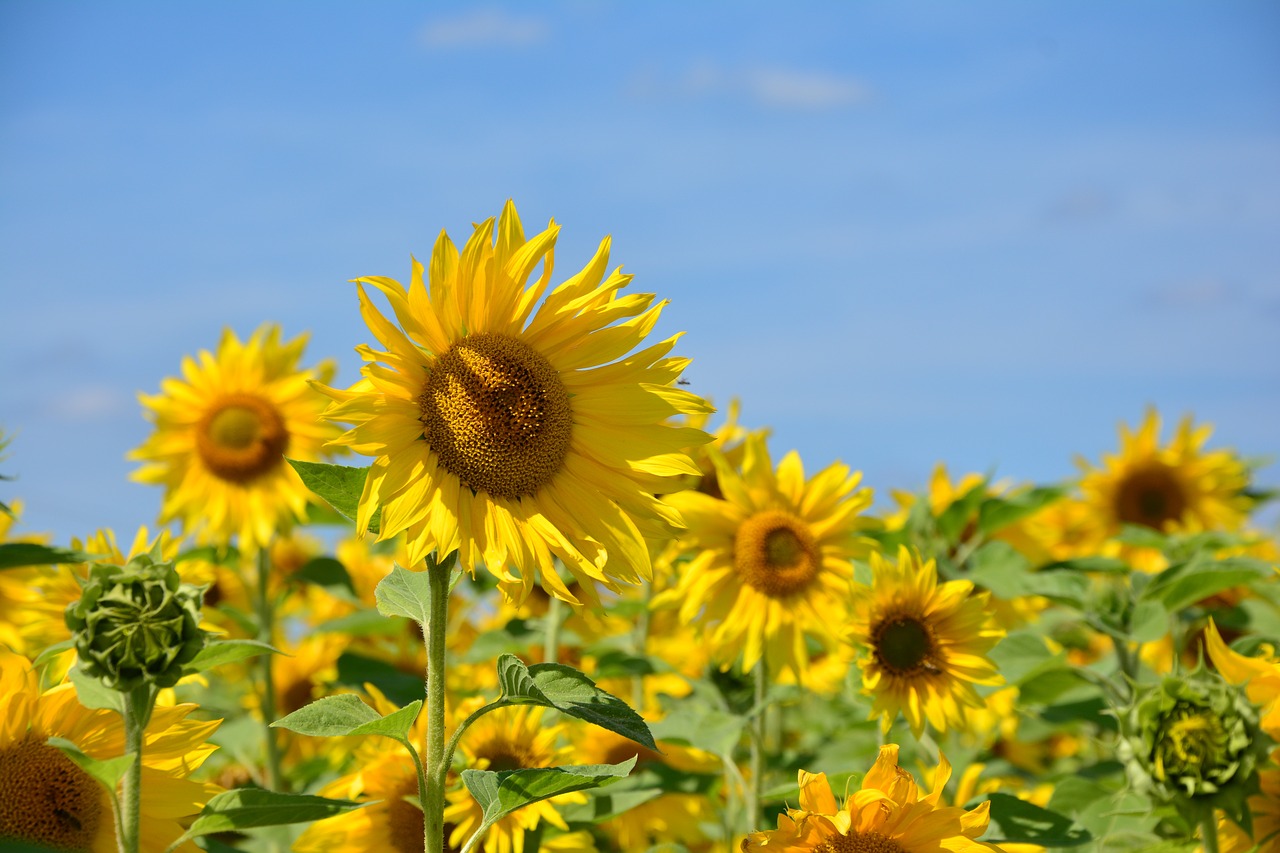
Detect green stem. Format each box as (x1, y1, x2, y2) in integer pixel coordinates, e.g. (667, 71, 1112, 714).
(544, 593, 564, 664)
(423, 554, 453, 853)
(442, 699, 508, 775)
(1199, 809, 1221, 853)
(118, 684, 154, 853)
(745, 658, 767, 833)
(255, 547, 284, 792)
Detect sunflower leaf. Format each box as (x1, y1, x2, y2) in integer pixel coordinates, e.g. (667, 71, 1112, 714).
(979, 792, 1092, 847)
(1141, 556, 1274, 612)
(286, 459, 381, 534)
(68, 666, 124, 712)
(462, 758, 636, 833)
(47, 736, 134, 791)
(977, 486, 1067, 535)
(271, 693, 422, 745)
(0, 542, 100, 571)
(183, 639, 281, 674)
(164, 789, 364, 852)
(496, 654, 656, 750)
(375, 564, 433, 623)
(295, 556, 358, 598)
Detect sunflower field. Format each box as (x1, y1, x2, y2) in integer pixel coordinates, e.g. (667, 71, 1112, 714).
(1, 201, 1277, 853)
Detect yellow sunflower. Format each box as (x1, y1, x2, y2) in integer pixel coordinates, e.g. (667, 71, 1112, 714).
(848, 546, 1005, 737)
(316, 200, 711, 606)
(1204, 619, 1280, 739)
(743, 745, 1000, 852)
(1078, 410, 1251, 569)
(653, 435, 874, 678)
(130, 324, 340, 551)
(0, 647, 221, 852)
(1216, 763, 1280, 853)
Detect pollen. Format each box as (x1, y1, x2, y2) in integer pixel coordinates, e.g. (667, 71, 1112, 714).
(817, 831, 907, 853)
(0, 735, 103, 851)
(419, 333, 573, 500)
(734, 510, 820, 598)
(195, 393, 290, 483)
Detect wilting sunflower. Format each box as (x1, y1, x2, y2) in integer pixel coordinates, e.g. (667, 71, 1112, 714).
(653, 435, 874, 678)
(317, 200, 710, 606)
(130, 324, 340, 551)
(743, 745, 1000, 852)
(1078, 410, 1251, 557)
(848, 546, 1004, 737)
(0, 647, 221, 852)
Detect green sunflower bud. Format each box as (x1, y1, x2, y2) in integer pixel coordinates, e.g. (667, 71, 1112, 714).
(64, 555, 208, 691)
(1117, 666, 1271, 835)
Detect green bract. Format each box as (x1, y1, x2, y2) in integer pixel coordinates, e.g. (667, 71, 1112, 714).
(64, 555, 208, 690)
(1118, 667, 1269, 833)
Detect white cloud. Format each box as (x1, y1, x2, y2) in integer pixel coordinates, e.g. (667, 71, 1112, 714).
(421, 9, 548, 48)
(628, 61, 872, 111)
(47, 385, 131, 419)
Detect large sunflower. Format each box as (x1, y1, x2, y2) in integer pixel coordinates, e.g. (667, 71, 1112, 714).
(317, 200, 711, 605)
(847, 546, 1004, 737)
(1078, 409, 1251, 546)
(130, 324, 340, 551)
(743, 745, 1001, 852)
(653, 435, 873, 678)
(0, 647, 221, 852)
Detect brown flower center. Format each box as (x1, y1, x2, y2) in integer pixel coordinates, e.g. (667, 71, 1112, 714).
(734, 510, 820, 598)
(817, 832, 906, 853)
(195, 393, 289, 483)
(1114, 461, 1188, 529)
(419, 333, 572, 500)
(386, 775, 458, 853)
(0, 735, 103, 851)
(873, 614, 938, 676)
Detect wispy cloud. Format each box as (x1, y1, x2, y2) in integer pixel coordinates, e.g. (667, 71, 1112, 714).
(421, 8, 548, 48)
(46, 385, 131, 419)
(629, 61, 872, 110)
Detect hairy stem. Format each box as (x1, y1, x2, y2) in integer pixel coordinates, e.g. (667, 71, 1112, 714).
(118, 684, 154, 853)
(423, 553, 452, 853)
(255, 546, 284, 792)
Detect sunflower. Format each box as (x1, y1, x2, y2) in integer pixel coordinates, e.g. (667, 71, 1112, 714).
(1078, 410, 1251, 569)
(444, 702, 592, 853)
(316, 200, 711, 606)
(0, 647, 221, 852)
(743, 745, 1000, 852)
(1217, 763, 1280, 853)
(130, 324, 340, 551)
(847, 546, 1004, 737)
(653, 435, 873, 678)
(1204, 619, 1280, 739)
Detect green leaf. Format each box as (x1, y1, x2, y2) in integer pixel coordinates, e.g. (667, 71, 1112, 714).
(647, 703, 745, 757)
(968, 542, 1089, 607)
(0, 542, 99, 571)
(68, 667, 123, 713)
(295, 556, 358, 597)
(47, 736, 134, 791)
(935, 482, 988, 541)
(315, 609, 409, 637)
(375, 565, 434, 623)
(165, 788, 364, 851)
(559, 787, 664, 823)
(32, 639, 74, 668)
(1142, 557, 1273, 612)
(1017, 666, 1093, 706)
(183, 639, 280, 674)
(988, 631, 1062, 685)
(271, 693, 422, 745)
(336, 651, 427, 707)
(287, 459, 381, 534)
(497, 655, 656, 750)
(978, 486, 1066, 534)
(981, 792, 1092, 847)
(462, 758, 635, 835)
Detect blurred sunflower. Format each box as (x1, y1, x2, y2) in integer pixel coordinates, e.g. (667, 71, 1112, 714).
(1216, 764, 1280, 853)
(848, 546, 1004, 737)
(130, 324, 340, 551)
(0, 647, 221, 852)
(1204, 619, 1280, 738)
(742, 745, 999, 852)
(653, 436, 874, 678)
(1078, 410, 1251, 568)
(317, 200, 711, 606)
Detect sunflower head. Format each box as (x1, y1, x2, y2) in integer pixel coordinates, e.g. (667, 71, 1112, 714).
(1119, 668, 1270, 831)
(65, 554, 208, 690)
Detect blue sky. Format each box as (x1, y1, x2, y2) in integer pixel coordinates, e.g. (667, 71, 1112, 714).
(2, 2, 1278, 540)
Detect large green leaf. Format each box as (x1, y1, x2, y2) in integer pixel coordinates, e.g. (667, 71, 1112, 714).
(375, 565, 434, 623)
(68, 667, 123, 713)
(980, 793, 1091, 847)
(497, 654, 656, 750)
(183, 639, 280, 674)
(294, 556, 358, 597)
(287, 459, 381, 534)
(271, 693, 422, 745)
(47, 736, 133, 791)
(978, 486, 1066, 535)
(0, 543, 100, 571)
(1141, 556, 1272, 612)
(164, 789, 364, 852)
(462, 759, 635, 838)
(647, 703, 745, 757)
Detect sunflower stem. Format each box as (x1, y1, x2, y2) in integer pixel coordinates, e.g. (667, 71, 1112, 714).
(544, 592, 565, 664)
(632, 581, 653, 705)
(1199, 808, 1221, 853)
(745, 658, 768, 832)
(254, 546, 285, 793)
(423, 552, 453, 853)
(118, 684, 154, 853)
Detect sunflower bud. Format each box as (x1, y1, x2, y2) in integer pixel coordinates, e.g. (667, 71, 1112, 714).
(65, 555, 208, 691)
(1118, 667, 1270, 833)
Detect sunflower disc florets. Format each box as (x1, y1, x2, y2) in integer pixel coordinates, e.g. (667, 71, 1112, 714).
(64, 555, 208, 691)
(1118, 667, 1270, 832)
